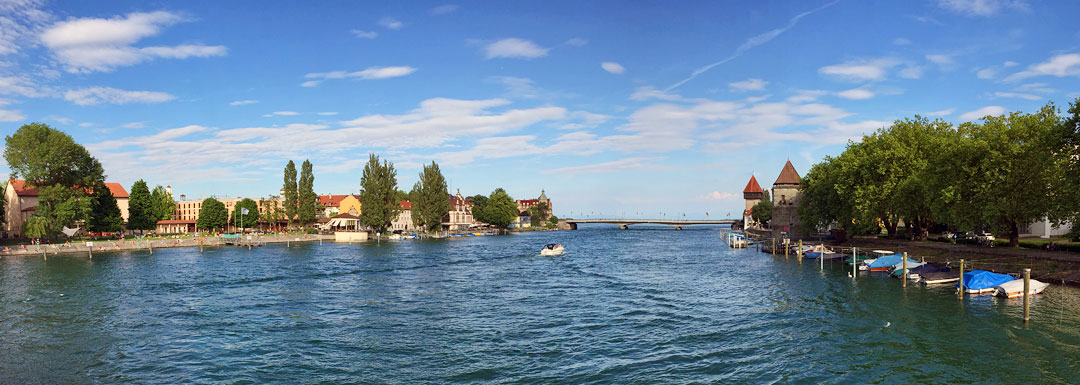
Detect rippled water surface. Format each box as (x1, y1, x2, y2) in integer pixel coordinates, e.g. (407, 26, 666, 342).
(3, 226, 1080, 384)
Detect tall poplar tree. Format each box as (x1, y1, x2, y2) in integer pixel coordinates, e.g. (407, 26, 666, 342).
(360, 154, 400, 232)
(298, 160, 316, 228)
(127, 179, 155, 233)
(88, 183, 123, 233)
(410, 161, 450, 232)
(283, 160, 298, 228)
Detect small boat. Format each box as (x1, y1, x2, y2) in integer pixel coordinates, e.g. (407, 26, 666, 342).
(540, 244, 565, 256)
(992, 279, 1050, 298)
(895, 263, 949, 281)
(920, 271, 961, 285)
(889, 262, 927, 277)
(865, 254, 917, 272)
(387, 234, 402, 240)
(958, 270, 1015, 294)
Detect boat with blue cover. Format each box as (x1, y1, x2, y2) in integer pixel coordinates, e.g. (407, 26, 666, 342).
(958, 270, 1015, 294)
(864, 254, 918, 272)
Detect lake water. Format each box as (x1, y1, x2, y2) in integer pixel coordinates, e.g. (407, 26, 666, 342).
(2, 226, 1079, 384)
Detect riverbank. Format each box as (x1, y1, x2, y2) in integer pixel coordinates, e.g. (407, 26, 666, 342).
(0, 234, 334, 258)
(837, 237, 1080, 286)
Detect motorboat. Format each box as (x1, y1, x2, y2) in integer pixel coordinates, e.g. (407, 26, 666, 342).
(540, 244, 565, 256)
(896, 263, 949, 281)
(864, 254, 917, 272)
(958, 270, 1015, 294)
(888, 261, 927, 277)
(992, 279, 1050, 298)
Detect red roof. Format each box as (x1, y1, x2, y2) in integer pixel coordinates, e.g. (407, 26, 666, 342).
(318, 194, 351, 207)
(22, 206, 36, 212)
(517, 199, 540, 205)
(774, 160, 801, 185)
(9, 179, 37, 196)
(10, 179, 128, 198)
(742, 175, 763, 194)
(400, 200, 411, 210)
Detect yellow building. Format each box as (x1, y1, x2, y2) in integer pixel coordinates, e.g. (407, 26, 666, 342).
(338, 195, 361, 216)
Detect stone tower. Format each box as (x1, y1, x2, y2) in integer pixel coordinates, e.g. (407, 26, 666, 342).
(771, 160, 802, 239)
(742, 175, 764, 212)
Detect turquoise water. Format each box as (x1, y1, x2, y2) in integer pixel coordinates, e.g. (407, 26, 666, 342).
(2, 226, 1079, 384)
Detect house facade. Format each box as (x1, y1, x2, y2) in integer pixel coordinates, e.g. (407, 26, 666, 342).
(5, 179, 129, 237)
(443, 191, 473, 231)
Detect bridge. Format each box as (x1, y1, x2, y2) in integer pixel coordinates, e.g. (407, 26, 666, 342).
(562, 218, 738, 230)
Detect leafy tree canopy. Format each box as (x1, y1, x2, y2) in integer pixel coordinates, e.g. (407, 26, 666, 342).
(298, 160, 316, 226)
(360, 154, 400, 232)
(196, 198, 228, 231)
(411, 161, 450, 232)
(88, 182, 123, 233)
(230, 198, 260, 230)
(283, 160, 298, 227)
(127, 180, 156, 232)
(484, 188, 518, 229)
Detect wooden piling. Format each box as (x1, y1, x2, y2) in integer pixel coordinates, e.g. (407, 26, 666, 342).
(820, 243, 824, 270)
(1023, 268, 1031, 323)
(902, 252, 908, 288)
(958, 259, 965, 298)
(852, 247, 856, 278)
(785, 239, 789, 260)
(771, 238, 776, 255)
(798, 240, 803, 264)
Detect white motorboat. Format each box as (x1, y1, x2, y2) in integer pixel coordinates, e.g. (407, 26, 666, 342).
(992, 279, 1049, 298)
(540, 244, 565, 256)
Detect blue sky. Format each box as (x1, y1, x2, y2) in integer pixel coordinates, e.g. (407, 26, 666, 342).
(1, 0, 1079, 219)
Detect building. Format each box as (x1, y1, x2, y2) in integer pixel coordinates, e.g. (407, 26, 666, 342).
(516, 190, 552, 218)
(770, 160, 802, 239)
(5, 179, 129, 237)
(390, 201, 415, 232)
(338, 195, 362, 216)
(317, 194, 352, 218)
(1023, 218, 1073, 239)
(742, 175, 764, 229)
(443, 190, 473, 231)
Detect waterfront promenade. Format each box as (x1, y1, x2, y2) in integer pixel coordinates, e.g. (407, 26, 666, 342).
(0, 234, 333, 258)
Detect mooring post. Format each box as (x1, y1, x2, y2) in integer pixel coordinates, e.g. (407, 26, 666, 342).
(852, 247, 857, 278)
(1023, 268, 1031, 324)
(785, 239, 789, 260)
(958, 259, 965, 298)
(902, 252, 908, 288)
(798, 240, 803, 264)
(771, 238, 776, 255)
(88, 246, 92, 259)
(149, 241, 153, 255)
(820, 243, 824, 270)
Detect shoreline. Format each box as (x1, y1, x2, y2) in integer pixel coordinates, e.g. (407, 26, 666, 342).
(0, 234, 335, 258)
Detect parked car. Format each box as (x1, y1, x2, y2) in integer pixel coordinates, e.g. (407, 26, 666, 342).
(976, 232, 995, 247)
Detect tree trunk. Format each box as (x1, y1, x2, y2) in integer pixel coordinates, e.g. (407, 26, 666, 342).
(1009, 221, 1020, 248)
(884, 217, 897, 239)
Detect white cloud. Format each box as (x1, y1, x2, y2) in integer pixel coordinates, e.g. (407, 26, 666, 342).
(317, 111, 338, 116)
(0, 0, 51, 56)
(564, 38, 588, 47)
(958, 105, 1005, 121)
(1004, 53, 1080, 82)
(40, 11, 226, 73)
(230, 99, 258, 106)
(45, 115, 74, 124)
(937, 0, 1028, 16)
(786, 90, 828, 103)
(993, 91, 1039, 100)
(490, 76, 568, 100)
(819, 58, 898, 82)
(264, 111, 299, 117)
(666, 0, 838, 91)
(351, 30, 377, 39)
(706, 191, 738, 201)
(729, 78, 767, 91)
(926, 54, 953, 65)
(976, 68, 996, 79)
(0, 104, 24, 121)
(926, 108, 955, 117)
(429, 5, 459, 15)
(0, 75, 46, 98)
(601, 62, 625, 74)
(542, 157, 663, 175)
(484, 38, 548, 59)
(378, 17, 403, 30)
(301, 66, 417, 86)
(835, 88, 875, 100)
(64, 86, 175, 105)
(1003, 61, 1019, 67)
(893, 37, 911, 45)
(121, 121, 145, 129)
(1016, 82, 1054, 93)
(630, 86, 684, 101)
(899, 65, 923, 79)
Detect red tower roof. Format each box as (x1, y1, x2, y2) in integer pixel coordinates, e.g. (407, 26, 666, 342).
(742, 175, 763, 194)
(774, 160, 801, 185)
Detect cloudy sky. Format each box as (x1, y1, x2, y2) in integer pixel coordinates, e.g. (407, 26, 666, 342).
(1, 0, 1079, 219)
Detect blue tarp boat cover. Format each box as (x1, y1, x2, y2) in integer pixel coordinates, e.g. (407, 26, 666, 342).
(958, 270, 1014, 290)
(866, 254, 917, 269)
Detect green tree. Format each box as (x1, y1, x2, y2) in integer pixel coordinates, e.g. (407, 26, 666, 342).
(410, 161, 450, 233)
(360, 154, 401, 233)
(150, 185, 174, 221)
(944, 104, 1063, 247)
(4, 123, 104, 238)
(127, 180, 155, 233)
(88, 183, 123, 232)
(283, 160, 298, 228)
(529, 201, 550, 227)
(230, 198, 260, 231)
(468, 194, 490, 224)
(1052, 97, 1080, 229)
(196, 198, 228, 231)
(298, 160, 316, 227)
(0, 181, 6, 224)
(546, 215, 559, 229)
(262, 196, 284, 231)
(799, 155, 865, 234)
(483, 188, 518, 229)
(751, 194, 773, 227)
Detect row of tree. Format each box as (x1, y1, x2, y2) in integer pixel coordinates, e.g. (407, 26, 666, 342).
(797, 98, 1080, 247)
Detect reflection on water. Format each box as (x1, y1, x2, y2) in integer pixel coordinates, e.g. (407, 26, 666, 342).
(2, 226, 1079, 384)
